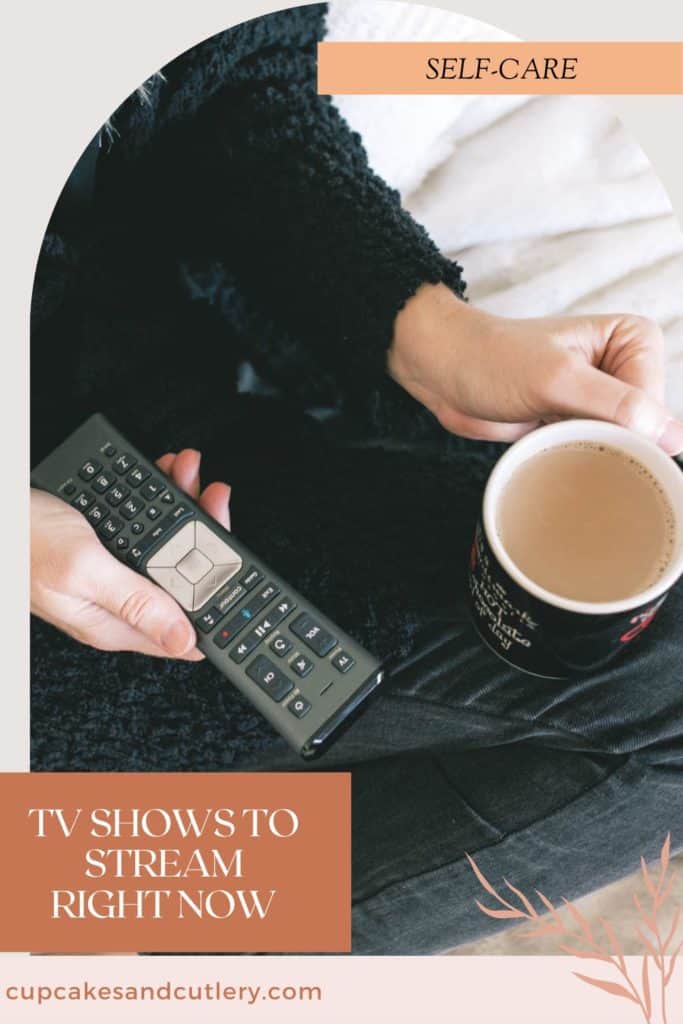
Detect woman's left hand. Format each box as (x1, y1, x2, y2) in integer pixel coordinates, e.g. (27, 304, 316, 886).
(30, 448, 232, 660)
(155, 449, 231, 529)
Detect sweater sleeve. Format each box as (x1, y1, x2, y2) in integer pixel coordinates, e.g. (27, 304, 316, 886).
(99, 6, 465, 394)
(214, 84, 466, 387)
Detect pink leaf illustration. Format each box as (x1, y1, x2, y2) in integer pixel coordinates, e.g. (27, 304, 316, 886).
(474, 900, 524, 920)
(534, 889, 568, 933)
(663, 907, 681, 953)
(535, 889, 557, 914)
(503, 878, 538, 918)
(665, 938, 683, 985)
(634, 894, 658, 936)
(642, 955, 652, 1020)
(660, 833, 671, 882)
(657, 872, 677, 910)
(572, 973, 639, 1003)
(559, 944, 611, 963)
(467, 833, 681, 1021)
(600, 917, 626, 969)
(563, 899, 595, 946)
(636, 927, 662, 966)
(641, 857, 657, 899)
(466, 854, 517, 912)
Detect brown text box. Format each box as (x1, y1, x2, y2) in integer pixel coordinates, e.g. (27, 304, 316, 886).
(0, 773, 350, 953)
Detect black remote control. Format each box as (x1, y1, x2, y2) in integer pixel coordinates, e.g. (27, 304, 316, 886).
(31, 414, 384, 758)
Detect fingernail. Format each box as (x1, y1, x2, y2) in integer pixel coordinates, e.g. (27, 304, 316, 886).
(161, 620, 194, 656)
(658, 418, 683, 456)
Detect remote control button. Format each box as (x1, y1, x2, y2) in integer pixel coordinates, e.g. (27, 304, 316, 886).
(145, 522, 235, 612)
(146, 521, 195, 568)
(106, 483, 130, 507)
(131, 521, 144, 535)
(194, 564, 242, 610)
(230, 629, 262, 663)
(146, 521, 171, 548)
(86, 502, 107, 525)
(252, 613, 277, 642)
(92, 470, 116, 494)
(62, 480, 77, 496)
(214, 582, 247, 617)
(127, 544, 146, 568)
(144, 521, 242, 613)
(246, 656, 293, 702)
(332, 650, 355, 674)
(72, 491, 94, 512)
(102, 443, 116, 457)
(239, 582, 280, 623)
(240, 567, 265, 591)
(78, 459, 101, 482)
(287, 695, 312, 719)
(126, 519, 177, 568)
(177, 548, 212, 584)
(196, 608, 222, 633)
(160, 490, 175, 504)
(127, 466, 150, 487)
(141, 478, 164, 501)
(291, 653, 314, 678)
(269, 596, 297, 627)
(169, 504, 192, 523)
(121, 496, 146, 520)
(112, 452, 136, 474)
(213, 613, 250, 649)
(99, 515, 123, 539)
(146, 505, 162, 520)
(270, 635, 292, 658)
(144, 566, 194, 610)
(154, 509, 183, 537)
(195, 522, 243, 571)
(113, 535, 129, 553)
(290, 613, 337, 657)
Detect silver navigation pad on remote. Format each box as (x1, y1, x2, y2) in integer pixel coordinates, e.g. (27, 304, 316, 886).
(177, 548, 213, 584)
(146, 521, 242, 611)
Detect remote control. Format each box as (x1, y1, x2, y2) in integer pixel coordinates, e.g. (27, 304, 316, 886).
(31, 414, 384, 758)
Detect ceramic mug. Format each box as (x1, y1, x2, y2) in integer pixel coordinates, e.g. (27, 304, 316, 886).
(467, 420, 683, 678)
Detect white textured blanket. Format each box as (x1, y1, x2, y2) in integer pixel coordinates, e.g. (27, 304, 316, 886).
(328, 0, 683, 415)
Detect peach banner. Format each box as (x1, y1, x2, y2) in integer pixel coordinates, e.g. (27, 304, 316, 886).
(318, 42, 683, 94)
(0, 773, 351, 953)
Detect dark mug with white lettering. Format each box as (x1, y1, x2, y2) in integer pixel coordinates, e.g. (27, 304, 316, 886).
(467, 420, 683, 678)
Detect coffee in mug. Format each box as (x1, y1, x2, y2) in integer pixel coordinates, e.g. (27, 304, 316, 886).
(497, 442, 675, 603)
(467, 420, 683, 678)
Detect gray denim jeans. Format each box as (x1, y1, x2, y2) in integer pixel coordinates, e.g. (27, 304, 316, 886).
(256, 580, 683, 954)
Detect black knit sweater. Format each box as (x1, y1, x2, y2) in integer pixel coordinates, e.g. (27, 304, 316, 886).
(31, 3, 464, 464)
(31, 5, 493, 773)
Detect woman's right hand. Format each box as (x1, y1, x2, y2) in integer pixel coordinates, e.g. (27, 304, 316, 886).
(31, 449, 231, 658)
(389, 283, 683, 454)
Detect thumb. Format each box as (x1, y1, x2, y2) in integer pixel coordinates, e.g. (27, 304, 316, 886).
(560, 365, 683, 456)
(90, 552, 197, 657)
